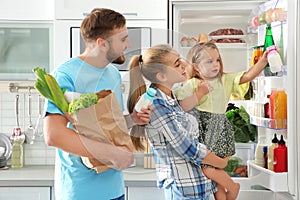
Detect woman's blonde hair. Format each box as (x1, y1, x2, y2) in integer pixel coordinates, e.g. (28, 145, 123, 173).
(187, 42, 224, 81)
(127, 44, 173, 151)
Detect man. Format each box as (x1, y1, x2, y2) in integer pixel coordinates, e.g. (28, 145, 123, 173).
(44, 8, 151, 200)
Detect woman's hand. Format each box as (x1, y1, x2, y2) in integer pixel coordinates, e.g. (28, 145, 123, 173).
(132, 105, 153, 125)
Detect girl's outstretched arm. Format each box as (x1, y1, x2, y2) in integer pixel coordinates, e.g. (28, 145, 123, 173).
(240, 51, 268, 84)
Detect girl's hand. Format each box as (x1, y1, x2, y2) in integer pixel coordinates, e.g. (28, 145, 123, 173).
(261, 50, 268, 61)
(195, 81, 212, 100)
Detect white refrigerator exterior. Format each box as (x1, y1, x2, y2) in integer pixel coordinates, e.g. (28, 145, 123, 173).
(287, 0, 300, 198)
(169, 0, 299, 199)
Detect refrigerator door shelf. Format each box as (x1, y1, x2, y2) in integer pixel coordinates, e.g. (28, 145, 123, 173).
(250, 115, 287, 130)
(247, 160, 288, 192)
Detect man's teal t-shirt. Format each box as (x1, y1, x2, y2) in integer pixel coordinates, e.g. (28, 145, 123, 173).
(46, 57, 125, 200)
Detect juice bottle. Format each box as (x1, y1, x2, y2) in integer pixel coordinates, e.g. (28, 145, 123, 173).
(269, 89, 287, 128)
(269, 89, 277, 128)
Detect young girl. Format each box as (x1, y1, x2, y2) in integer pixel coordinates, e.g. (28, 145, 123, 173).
(127, 44, 235, 200)
(174, 42, 268, 199)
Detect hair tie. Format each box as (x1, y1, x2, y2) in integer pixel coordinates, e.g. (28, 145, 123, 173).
(139, 55, 143, 63)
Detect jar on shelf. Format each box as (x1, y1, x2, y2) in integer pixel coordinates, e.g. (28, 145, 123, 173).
(251, 45, 264, 68)
(11, 127, 24, 168)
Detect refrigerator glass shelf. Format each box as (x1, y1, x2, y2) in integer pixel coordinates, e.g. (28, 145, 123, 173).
(250, 115, 287, 130)
(179, 43, 247, 49)
(209, 35, 245, 40)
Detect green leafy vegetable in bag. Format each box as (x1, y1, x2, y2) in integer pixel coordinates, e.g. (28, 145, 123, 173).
(68, 93, 98, 114)
(226, 105, 257, 143)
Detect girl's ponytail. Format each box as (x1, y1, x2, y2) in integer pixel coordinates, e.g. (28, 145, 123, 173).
(127, 55, 147, 151)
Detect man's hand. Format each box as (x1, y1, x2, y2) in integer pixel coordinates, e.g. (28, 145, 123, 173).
(110, 146, 135, 170)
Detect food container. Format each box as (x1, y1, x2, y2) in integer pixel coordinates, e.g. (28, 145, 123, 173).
(0, 146, 5, 156)
(180, 36, 188, 47)
(188, 37, 197, 47)
(0, 155, 8, 167)
(250, 45, 263, 68)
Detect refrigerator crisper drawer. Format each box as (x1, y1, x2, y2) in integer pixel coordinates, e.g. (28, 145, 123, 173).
(230, 177, 274, 200)
(209, 191, 274, 200)
(247, 160, 288, 192)
(234, 142, 255, 165)
(237, 190, 274, 200)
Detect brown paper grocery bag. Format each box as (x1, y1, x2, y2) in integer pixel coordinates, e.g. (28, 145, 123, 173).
(65, 91, 135, 173)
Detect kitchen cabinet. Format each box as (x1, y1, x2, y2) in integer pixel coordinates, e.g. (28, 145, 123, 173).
(0, 0, 54, 20)
(126, 187, 165, 200)
(0, 187, 51, 200)
(55, 0, 167, 20)
(0, 165, 54, 199)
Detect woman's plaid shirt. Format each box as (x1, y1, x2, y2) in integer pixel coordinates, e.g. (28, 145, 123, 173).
(145, 85, 217, 199)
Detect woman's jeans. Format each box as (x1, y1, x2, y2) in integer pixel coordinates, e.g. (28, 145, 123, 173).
(164, 182, 200, 200)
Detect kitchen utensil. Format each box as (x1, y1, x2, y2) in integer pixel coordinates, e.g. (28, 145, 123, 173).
(13, 94, 25, 143)
(0, 133, 12, 160)
(34, 94, 43, 137)
(25, 92, 35, 144)
(0, 146, 5, 156)
(15, 94, 20, 128)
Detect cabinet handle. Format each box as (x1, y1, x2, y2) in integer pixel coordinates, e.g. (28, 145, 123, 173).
(122, 13, 138, 16)
(82, 12, 89, 17)
(82, 12, 138, 17)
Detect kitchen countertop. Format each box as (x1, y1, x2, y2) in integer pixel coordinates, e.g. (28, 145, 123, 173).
(0, 165, 158, 187)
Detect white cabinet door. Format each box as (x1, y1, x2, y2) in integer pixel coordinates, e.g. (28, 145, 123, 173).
(0, 0, 54, 20)
(127, 187, 165, 200)
(55, 0, 167, 20)
(0, 187, 51, 200)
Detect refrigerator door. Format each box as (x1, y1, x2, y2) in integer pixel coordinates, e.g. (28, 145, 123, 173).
(287, 0, 300, 198)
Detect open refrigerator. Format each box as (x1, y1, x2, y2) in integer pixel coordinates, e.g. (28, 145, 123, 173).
(169, 0, 299, 199)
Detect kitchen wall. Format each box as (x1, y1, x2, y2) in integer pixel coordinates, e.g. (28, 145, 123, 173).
(0, 91, 55, 166)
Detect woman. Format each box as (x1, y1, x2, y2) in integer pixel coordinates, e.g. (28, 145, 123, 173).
(127, 44, 230, 200)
